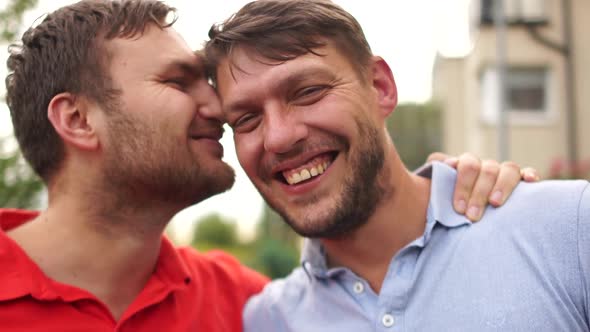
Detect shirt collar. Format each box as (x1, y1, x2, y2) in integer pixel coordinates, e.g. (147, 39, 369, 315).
(0, 209, 44, 301)
(153, 236, 193, 289)
(300, 162, 471, 279)
(300, 238, 327, 278)
(0, 209, 192, 302)
(428, 162, 473, 229)
(0, 208, 39, 230)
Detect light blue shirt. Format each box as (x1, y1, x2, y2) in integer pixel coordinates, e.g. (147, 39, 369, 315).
(244, 162, 590, 331)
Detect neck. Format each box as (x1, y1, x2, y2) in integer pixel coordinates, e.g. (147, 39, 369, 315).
(7, 181, 181, 320)
(321, 156, 431, 293)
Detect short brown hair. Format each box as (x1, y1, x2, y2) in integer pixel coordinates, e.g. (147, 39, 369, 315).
(6, 0, 176, 182)
(205, 0, 373, 85)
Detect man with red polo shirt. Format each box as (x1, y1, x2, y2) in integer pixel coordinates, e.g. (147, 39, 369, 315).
(0, 0, 532, 331)
(1, 1, 268, 330)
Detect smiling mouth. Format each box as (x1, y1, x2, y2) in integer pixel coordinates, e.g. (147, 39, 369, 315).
(277, 152, 337, 185)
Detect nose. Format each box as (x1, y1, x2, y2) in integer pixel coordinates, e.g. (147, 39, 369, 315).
(194, 80, 224, 123)
(262, 103, 307, 154)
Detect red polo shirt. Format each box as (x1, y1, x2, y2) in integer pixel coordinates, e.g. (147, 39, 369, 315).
(0, 209, 269, 331)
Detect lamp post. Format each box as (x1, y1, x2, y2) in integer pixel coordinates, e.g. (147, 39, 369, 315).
(494, 0, 509, 161)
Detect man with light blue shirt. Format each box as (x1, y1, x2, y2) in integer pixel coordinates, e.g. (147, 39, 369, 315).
(204, 0, 590, 330)
(244, 162, 589, 331)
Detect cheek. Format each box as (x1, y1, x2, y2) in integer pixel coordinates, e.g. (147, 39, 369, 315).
(235, 133, 264, 179)
(305, 107, 356, 139)
(305, 95, 362, 130)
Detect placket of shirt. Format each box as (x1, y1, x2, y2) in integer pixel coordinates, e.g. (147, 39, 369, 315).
(114, 273, 184, 331)
(333, 269, 377, 325)
(331, 244, 419, 332)
(371, 219, 438, 332)
(373, 244, 423, 332)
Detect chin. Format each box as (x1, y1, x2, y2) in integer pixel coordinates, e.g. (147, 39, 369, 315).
(202, 165, 236, 195)
(280, 198, 372, 238)
(282, 208, 335, 238)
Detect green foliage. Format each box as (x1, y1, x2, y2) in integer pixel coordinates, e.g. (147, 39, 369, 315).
(252, 204, 300, 278)
(191, 209, 301, 279)
(193, 241, 259, 266)
(0, 138, 43, 208)
(254, 239, 299, 279)
(192, 214, 238, 247)
(257, 203, 300, 248)
(0, 0, 38, 42)
(0, 0, 43, 208)
(386, 102, 442, 170)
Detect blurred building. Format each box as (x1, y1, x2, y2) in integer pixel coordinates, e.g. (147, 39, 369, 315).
(433, 0, 589, 174)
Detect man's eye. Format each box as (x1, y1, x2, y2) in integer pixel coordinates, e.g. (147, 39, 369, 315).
(293, 85, 329, 103)
(232, 113, 260, 132)
(164, 78, 187, 90)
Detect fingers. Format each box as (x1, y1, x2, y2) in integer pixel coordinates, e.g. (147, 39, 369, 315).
(427, 152, 449, 163)
(520, 167, 541, 182)
(486, 161, 521, 207)
(450, 154, 542, 222)
(452, 153, 481, 217)
(427, 152, 458, 168)
(465, 160, 501, 220)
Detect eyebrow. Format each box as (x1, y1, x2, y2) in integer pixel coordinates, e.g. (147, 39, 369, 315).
(163, 58, 203, 79)
(223, 66, 336, 113)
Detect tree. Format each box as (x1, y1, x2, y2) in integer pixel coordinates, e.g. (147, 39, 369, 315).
(0, 0, 37, 41)
(255, 238, 299, 279)
(0, 138, 43, 208)
(192, 214, 238, 247)
(257, 203, 300, 248)
(386, 102, 442, 170)
(253, 204, 300, 278)
(0, 0, 42, 208)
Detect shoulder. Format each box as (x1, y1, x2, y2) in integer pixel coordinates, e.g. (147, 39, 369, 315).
(575, 181, 590, 282)
(176, 247, 269, 298)
(510, 179, 588, 204)
(577, 180, 590, 217)
(482, 179, 589, 225)
(463, 180, 589, 259)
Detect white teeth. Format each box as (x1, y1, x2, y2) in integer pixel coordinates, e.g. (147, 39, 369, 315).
(284, 159, 333, 185)
(310, 167, 318, 177)
(300, 169, 311, 181)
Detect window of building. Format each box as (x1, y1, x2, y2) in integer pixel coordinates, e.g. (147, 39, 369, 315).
(480, 66, 553, 124)
(506, 68, 546, 112)
(480, 0, 548, 25)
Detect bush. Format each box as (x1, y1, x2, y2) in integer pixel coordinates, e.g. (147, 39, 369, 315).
(192, 214, 237, 247)
(255, 239, 299, 279)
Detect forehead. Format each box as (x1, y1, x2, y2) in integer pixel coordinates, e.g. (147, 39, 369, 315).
(108, 25, 200, 74)
(216, 43, 354, 102)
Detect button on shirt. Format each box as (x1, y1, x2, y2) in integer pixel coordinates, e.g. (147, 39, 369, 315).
(244, 162, 590, 332)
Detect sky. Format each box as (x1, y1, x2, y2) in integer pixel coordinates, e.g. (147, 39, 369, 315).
(0, 0, 472, 243)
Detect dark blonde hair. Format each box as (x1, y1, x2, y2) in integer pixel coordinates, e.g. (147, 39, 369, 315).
(205, 0, 373, 84)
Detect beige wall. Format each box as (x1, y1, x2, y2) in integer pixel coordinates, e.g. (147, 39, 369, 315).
(432, 57, 467, 155)
(572, 0, 590, 160)
(434, 0, 589, 175)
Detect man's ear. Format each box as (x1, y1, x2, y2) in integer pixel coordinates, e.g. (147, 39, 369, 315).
(370, 56, 398, 118)
(47, 93, 99, 151)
